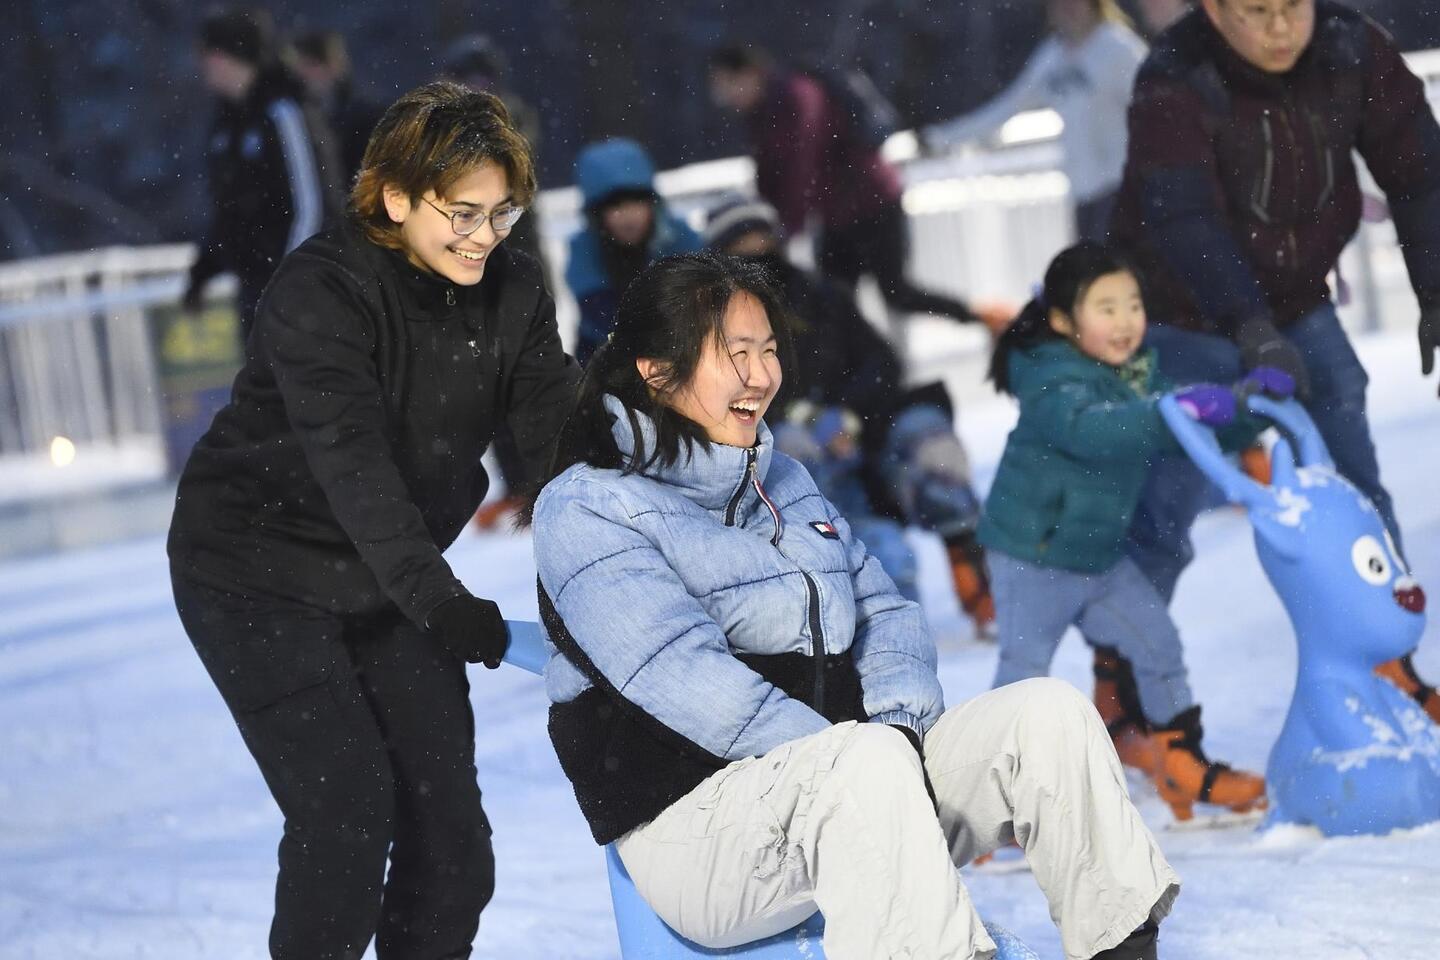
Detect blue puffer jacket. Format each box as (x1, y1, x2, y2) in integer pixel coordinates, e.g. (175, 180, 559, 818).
(532, 396, 943, 842)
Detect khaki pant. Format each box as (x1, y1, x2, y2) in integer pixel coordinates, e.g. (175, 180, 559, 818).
(615, 678, 1180, 960)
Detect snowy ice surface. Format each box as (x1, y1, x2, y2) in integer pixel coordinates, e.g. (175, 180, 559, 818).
(2, 329, 1438, 959)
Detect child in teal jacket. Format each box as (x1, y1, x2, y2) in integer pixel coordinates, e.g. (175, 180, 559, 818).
(979, 241, 1293, 822)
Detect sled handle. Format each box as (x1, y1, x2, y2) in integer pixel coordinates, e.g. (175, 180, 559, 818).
(502, 619, 548, 675)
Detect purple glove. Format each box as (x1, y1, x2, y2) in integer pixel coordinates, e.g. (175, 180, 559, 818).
(1173, 384, 1237, 427)
(1237, 365, 1296, 400)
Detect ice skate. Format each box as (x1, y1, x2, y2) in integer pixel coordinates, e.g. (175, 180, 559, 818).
(1375, 652, 1440, 725)
(1092, 648, 1163, 777)
(1150, 706, 1265, 823)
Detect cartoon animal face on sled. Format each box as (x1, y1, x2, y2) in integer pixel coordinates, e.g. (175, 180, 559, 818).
(1159, 394, 1425, 664)
(1159, 395, 1438, 836)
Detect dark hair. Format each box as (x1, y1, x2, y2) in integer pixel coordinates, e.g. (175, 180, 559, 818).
(519, 252, 793, 526)
(292, 30, 349, 74)
(349, 81, 536, 250)
(989, 241, 1138, 394)
(198, 7, 275, 66)
(707, 43, 772, 74)
(442, 34, 507, 83)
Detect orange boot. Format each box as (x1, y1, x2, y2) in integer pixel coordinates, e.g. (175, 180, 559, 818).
(1092, 648, 1163, 777)
(944, 533, 996, 639)
(1239, 444, 1271, 486)
(1150, 706, 1266, 822)
(472, 494, 525, 531)
(1376, 653, 1440, 725)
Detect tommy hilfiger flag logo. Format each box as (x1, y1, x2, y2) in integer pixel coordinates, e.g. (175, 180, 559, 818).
(809, 520, 840, 540)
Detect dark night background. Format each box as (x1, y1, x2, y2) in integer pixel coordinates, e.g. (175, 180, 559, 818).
(2, 0, 1436, 260)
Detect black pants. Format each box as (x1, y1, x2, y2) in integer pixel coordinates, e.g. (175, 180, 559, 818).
(172, 574, 495, 960)
(817, 203, 973, 323)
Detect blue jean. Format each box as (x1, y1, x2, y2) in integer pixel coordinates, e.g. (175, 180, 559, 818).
(987, 551, 1195, 726)
(1129, 303, 1399, 601)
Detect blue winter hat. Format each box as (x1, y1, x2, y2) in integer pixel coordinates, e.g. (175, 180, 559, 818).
(575, 138, 659, 209)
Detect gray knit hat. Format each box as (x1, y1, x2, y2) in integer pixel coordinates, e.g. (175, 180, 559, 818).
(703, 194, 781, 250)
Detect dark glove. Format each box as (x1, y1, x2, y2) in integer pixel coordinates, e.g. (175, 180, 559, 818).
(1172, 384, 1237, 427)
(887, 723, 939, 814)
(426, 595, 509, 668)
(1421, 305, 1439, 397)
(1235, 316, 1310, 400)
(1236, 365, 1296, 401)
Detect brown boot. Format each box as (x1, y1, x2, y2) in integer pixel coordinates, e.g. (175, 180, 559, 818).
(1376, 653, 1440, 725)
(1151, 706, 1266, 822)
(1240, 444, 1271, 486)
(1092, 648, 1163, 777)
(945, 533, 996, 639)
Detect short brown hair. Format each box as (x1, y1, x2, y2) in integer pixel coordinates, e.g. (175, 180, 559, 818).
(350, 81, 537, 250)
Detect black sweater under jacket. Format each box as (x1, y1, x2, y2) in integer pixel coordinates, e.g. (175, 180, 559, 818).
(169, 222, 579, 627)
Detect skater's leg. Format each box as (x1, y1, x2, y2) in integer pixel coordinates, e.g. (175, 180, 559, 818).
(172, 575, 394, 960)
(987, 551, 1090, 689)
(1286, 303, 1402, 553)
(352, 613, 495, 960)
(1125, 325, 1243, 601)
(1076, 558, 1194, 727)
(922, 679, 1180, 960)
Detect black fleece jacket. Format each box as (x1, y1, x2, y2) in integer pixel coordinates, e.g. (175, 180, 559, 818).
(169, 222, 579, 627)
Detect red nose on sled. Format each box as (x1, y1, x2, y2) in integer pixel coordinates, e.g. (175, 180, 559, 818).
(1395, 580, 1426, 614)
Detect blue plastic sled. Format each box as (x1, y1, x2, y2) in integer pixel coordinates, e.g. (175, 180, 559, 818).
(502, 620, 1039, 959)
(1158, 395, 1440, 836)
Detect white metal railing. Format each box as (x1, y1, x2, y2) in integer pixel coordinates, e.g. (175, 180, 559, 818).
(2, 48, 1437, 505)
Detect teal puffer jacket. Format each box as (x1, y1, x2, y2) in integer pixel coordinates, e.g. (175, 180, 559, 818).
(978, 340, 1254, 572)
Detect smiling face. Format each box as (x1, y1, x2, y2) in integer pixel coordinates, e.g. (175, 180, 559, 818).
(1202, 0, 1315, 74)
(1050, 270, 1147, 367)
(383, 160, 514, 285)
(639, 291, 782, 448)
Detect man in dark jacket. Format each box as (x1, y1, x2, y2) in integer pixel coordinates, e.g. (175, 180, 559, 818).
(707, 45, 1003, 332)
(1108, 0, 1440, 720)
(183, 8, 342, 340)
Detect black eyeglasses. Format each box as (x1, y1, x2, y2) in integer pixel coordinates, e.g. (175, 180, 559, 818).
(421, 196, 525, 236)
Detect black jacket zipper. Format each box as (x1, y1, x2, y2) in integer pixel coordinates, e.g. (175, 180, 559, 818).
(799, 571, 826, 711)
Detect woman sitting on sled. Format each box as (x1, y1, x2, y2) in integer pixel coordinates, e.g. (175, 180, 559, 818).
(524, 252, 1179, 960)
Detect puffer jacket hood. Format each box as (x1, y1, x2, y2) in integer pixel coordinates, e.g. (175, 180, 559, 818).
(575, 137, 658, 208)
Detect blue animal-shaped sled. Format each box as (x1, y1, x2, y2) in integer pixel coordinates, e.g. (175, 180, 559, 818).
(500, 620, 1039, 959)
(1159, 394, 1440, 836)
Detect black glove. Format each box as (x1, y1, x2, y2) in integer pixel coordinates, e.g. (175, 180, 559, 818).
(426, 595, 509, 668)
(1235, 315, 1310, 400)
(888, 723, 939, 814)
(1421, 305, 1439, 397)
